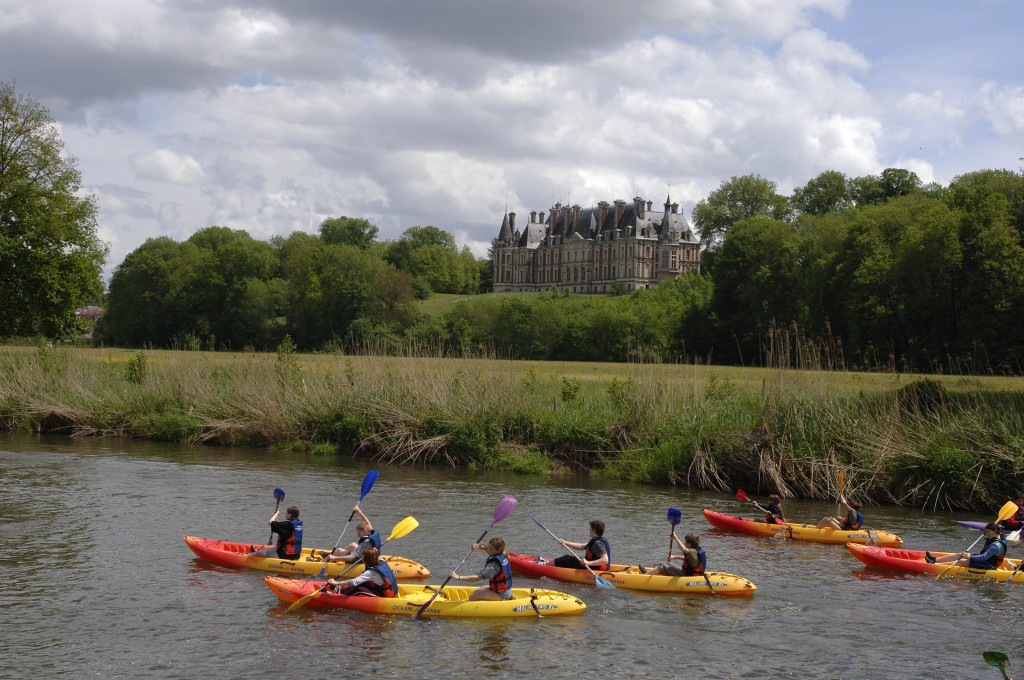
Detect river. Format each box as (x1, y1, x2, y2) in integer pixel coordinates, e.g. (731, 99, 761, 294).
(0, 433, 1016, 679)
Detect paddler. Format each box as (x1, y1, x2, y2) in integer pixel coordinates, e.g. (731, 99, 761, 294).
(816, 496, 864, 531)
(449, 537, 514, 601)
(763, 494, 786, 525)
(547, 519, 611, 570)
(926, 523, 1007, 569)
(642, 532, 706, 576)
(321, 505, 380, 564)
(326, 547, 398, 597)
(250, 505, 303, 560)
(1000, 492, 1024, 533)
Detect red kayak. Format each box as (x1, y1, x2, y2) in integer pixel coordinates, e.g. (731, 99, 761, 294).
(702, 508, 903, 546)
(846, 542, 1024, 583)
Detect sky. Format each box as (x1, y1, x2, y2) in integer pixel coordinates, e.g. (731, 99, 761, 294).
(3, 0, 1023, 277)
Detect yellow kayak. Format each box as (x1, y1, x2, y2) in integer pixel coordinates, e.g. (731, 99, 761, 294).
(265, 577, 588, 617)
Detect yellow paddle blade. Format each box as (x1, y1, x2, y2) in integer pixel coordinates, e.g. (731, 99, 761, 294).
(838, 471, 846, 492)
(996, 501, 1019, 523)
(286, 588, 322, 613)
(387, 516, 418, 542)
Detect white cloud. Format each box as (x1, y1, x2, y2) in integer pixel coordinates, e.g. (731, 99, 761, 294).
(5, 0, 1023, 277)
(131, 148, 207, 185)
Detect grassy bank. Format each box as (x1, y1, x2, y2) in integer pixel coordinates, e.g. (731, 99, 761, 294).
(2, 344, 1022, 512)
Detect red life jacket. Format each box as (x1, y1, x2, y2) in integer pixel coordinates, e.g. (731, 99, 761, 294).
(585, 537, 611, 570)
(487, 554, 512, 593)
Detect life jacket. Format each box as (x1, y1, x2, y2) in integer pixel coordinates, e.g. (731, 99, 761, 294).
(981, 537, 1008, 569)
(842, 509, 864, 531)
(358, 530, 382, 550)
(368, 560, 399, 598)
(487, 553, 512, 593)
(585, 537, 611, 570)
(765, 503, 784, 525)
(279, 518, 303, 558)
(683, 547, 707, 576)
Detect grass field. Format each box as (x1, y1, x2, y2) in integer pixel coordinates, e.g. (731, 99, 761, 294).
(3, 344, 1022, 512)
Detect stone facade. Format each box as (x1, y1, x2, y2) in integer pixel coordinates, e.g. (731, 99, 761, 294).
(492, 194, 700, 293)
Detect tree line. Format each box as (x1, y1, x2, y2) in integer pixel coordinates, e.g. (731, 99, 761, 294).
(3, 81, 1023, 373)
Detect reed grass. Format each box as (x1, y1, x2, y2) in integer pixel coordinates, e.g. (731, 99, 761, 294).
(2, 344, 1022, 512)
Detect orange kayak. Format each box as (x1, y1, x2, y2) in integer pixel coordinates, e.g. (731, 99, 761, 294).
(183, 535, 429, 579)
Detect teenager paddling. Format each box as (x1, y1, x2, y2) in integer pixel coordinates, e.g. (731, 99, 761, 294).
(250, 505, 303, 560)
(816, 496, 864, 531)
(544, 519, 610, 570)
(449, 537, 514, 601)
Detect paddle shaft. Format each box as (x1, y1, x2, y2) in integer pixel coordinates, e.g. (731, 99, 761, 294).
(526, 510, 613, 588)
(413, 525, 495, 619)
(268, 497, 282, 545)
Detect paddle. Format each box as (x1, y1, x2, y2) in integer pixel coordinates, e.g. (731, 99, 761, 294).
(312, 470, 379, 579)
(735, 489, 784, 523)
(667, 507, 681, 561)
(413, 496, 517, 619)
(268, 487, 285, 544)
(836, 470, 846, 519)
(936, 501, 1018, 580)
(286, 515, 419, 613)
(525, 509, 614, 589)
(667, 507, 716, 596)
(983, 651, 1011, 680)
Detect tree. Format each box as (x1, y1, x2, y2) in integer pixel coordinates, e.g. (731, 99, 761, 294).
(319, 216, 379, 249)
(0, 82, 107, 339)
(791, 170, 852, 216)
(692, 174, 791, 254)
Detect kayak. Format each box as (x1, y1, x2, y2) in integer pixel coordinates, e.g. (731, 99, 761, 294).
(183, 536, 429, 579)
(506, 552, 756, 596)
(702, 509, 903, 547)
(846, 542, 1024, 584)
(957, 521, 1021, 541)
(263, 577, 587, 617)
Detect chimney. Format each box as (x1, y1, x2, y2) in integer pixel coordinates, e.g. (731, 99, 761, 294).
(539, 210, 546, 223)
(598, 200, 609, 229)
(509, 211, 516, 231)
(531, 210, 537, 223)
(671, 203, 679, 215)
(614, 199, 626, 227)
(634, 196, 644, 219)
(647, 200, 653, 211)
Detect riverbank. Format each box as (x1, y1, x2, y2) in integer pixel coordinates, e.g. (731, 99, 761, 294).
(2, 345, 1022, 512)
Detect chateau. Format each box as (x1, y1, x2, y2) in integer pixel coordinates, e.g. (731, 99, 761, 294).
(492, 194, 700, 294)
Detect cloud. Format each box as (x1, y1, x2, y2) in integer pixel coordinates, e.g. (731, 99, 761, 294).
(131, 148, 207, 185)
(4, 0, 1022, 279)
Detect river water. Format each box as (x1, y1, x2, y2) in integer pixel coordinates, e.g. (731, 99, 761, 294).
(0, 433, 1016, 679)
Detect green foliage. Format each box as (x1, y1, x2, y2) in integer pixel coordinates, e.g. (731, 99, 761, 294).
(0, 82, 107, 340)
(692, 174, 792, 253)
(559, 377, 581, 404)
(275, 335, 300, 387)
(124, 352, 147, 384)
(318, 216, 379, 249)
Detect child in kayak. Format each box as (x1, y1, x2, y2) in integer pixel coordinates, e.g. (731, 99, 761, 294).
(326, 547, 398, 597)
(449, 537, 514, 601)
(926, 523, 1008, 569)
(816, 496, 864, 531)
(1000, 492, 1024, 533)
(322, 505, 380, 564)
(644, 533, 706, 576)
(250, 506, 303, 560)
(548, 519, 610, 570)
(764, 494, 786, 525)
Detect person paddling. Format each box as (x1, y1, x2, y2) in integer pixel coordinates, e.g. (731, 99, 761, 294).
(926, 523, 1008, 569)
(325, 547, 398, 597)
(644, 533, 706, 577)
(449, 537, 514, 601)
(1000, 492, 1024, 533)
(816, 496, 864, 531)
(545, 519, 610, 570)
(250, 505, 303, 560)
(763, 494, 786, 525)
(321, 505, 380, 564)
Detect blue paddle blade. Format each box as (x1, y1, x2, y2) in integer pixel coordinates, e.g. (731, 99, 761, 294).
(667, 507, 682, 525)
(359, 470, 379, 501)
(274, 488, 286, 502)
